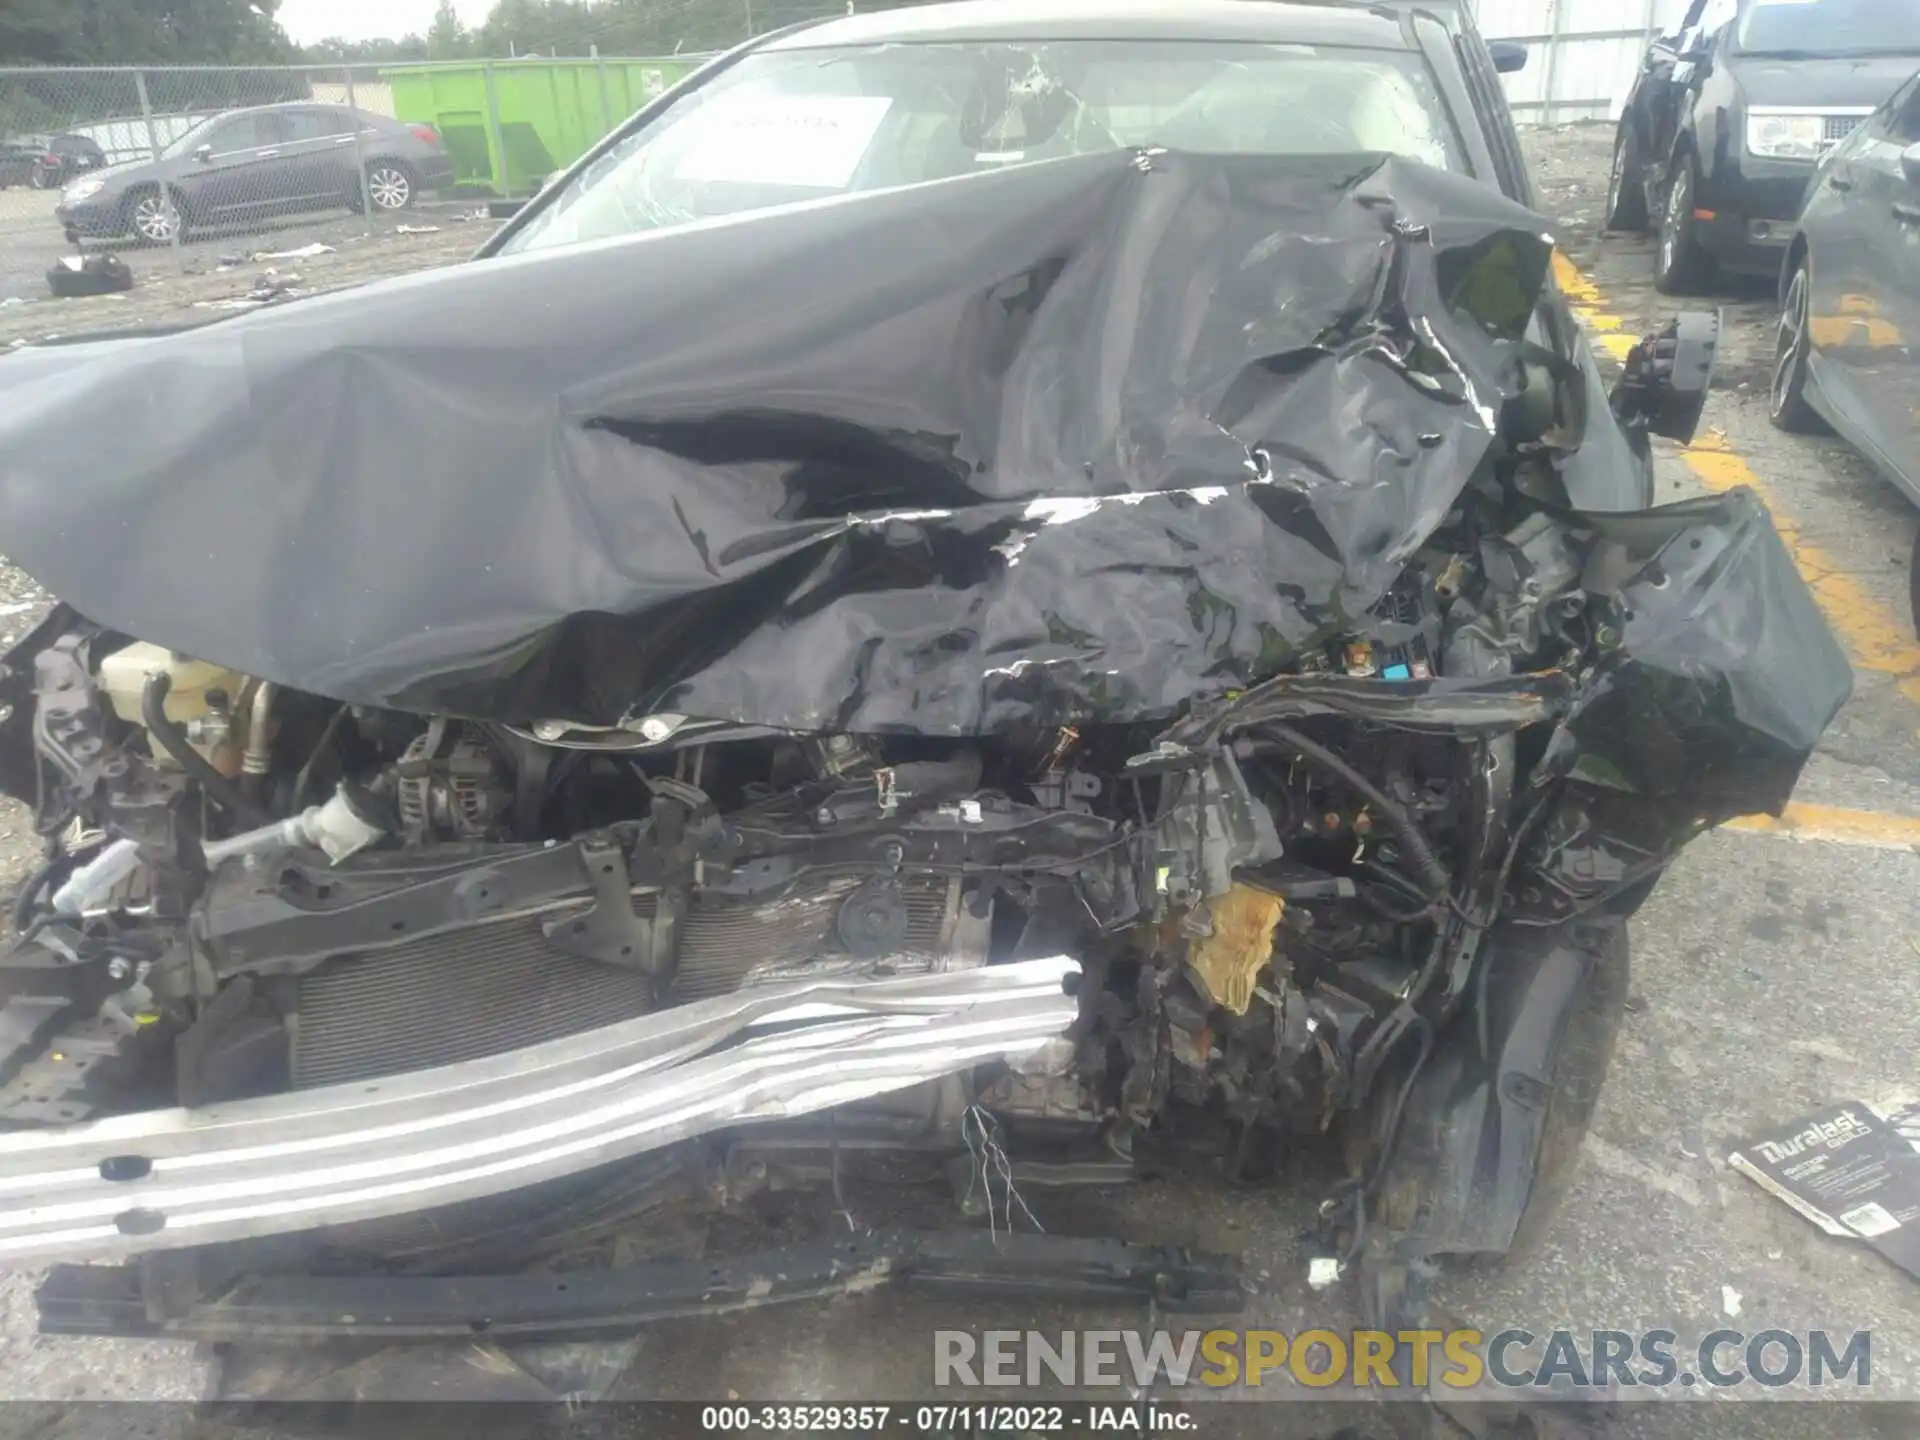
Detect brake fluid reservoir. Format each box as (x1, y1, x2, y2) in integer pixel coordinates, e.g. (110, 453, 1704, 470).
(98, 641, 249, 776)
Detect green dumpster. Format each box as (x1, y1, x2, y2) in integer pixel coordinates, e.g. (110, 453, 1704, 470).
(382, 57, 704, 197)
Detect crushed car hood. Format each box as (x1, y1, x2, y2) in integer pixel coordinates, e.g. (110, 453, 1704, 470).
(0, 150, 1842, 773)
(3, 149, 1570, 733)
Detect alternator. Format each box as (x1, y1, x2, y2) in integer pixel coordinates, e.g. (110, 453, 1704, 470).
(395, 729, 506, 842)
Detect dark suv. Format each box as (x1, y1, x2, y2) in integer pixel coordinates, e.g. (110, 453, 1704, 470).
(1608, 0, 1920, 292)
(0, 133, 107, 190)
(55, 102, 454, 244)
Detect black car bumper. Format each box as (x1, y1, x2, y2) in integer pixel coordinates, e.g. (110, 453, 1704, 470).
(39, 1230, 1243, 1341)
(55, 198, 123, 242)
(1695, 157, 1818, 275)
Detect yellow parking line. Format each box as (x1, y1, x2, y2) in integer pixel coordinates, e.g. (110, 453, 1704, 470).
(1724, 802, 1920, 850)
(1551, 252, 1638, 361)
(1551, 250, 1920, 711)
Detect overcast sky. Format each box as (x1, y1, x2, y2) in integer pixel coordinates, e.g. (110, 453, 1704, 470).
(275, 0, 496, 45)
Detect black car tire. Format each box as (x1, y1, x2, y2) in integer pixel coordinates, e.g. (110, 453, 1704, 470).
(1605, 124, 1649, 232)
(353, 160, 418, 214)
(28, 163, 57, 191)
(1655, 157, 1713, 295)
(1771, 259, 1827, 434)
(123, 185, 188, 245)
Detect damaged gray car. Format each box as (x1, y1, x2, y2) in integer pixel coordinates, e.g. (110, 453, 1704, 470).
(0, 0, 1850, 1386)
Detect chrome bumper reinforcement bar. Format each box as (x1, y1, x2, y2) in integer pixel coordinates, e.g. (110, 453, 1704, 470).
(0, 956, 1079, 1262)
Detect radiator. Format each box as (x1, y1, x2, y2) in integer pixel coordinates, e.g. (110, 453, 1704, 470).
(291, 875, 955, 1088)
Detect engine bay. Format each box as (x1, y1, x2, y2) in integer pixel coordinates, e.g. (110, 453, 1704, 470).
(0, 469, 1728, 1181)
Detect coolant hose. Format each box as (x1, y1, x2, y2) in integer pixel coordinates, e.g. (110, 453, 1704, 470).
(142, 672, 265, 825)
(241, 680, 275, 806)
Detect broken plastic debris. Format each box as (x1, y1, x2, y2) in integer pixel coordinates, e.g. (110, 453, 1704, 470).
(250, 242, 334, 262)
(396, 224, 442, 234)
(1721, 1284, 1742, 1318)
(45, 253, 133, 300)
(1306, 1256, 1343, 1289)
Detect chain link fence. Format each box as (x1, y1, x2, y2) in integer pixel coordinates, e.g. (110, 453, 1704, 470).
(0, 57, 708, 249)
(0, 9, 889, 310)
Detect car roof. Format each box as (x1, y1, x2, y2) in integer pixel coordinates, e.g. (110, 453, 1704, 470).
(203, 101, 357, 122)
(760, 0, 1419, 51)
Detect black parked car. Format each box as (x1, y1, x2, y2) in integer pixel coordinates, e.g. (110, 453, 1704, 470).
(1608, 0, 1920, 292)
(1771, 67, 1920, 630)
(55, 102, 454, 244)
(0, 132, 107, 190)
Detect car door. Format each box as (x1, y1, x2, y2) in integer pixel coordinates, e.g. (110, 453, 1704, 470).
(278, 108, 358, 204)
(1624, 0, 1705, 169)
(1819, 78, 1920, 499)
(187, 113, 298, 218)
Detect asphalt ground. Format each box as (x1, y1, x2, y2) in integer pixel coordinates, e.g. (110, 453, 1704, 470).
(1, 122, 1919, 1437)
(0, 185, 490, 348)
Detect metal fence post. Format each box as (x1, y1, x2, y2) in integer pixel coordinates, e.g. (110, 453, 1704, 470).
(593, 45, 614, 137)
(341, 65, 374, 219)
(483, 61, 510, 197)
(132, 68, 184, 268)
(1538, 0, 1565, 128)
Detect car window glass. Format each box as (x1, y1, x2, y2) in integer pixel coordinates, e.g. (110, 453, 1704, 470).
(1736, 0, 1918, 57)
(208, 116, 271, 152)
(504, 40, 1467, 254)
(224, 114, 296, 151)
(283, 110, 345, 141)
(1676, 0, 1736, 50)
(1662, 0, 1708, 43)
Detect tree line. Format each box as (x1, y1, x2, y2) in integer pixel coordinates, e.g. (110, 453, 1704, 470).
(0, 0, 860, 68)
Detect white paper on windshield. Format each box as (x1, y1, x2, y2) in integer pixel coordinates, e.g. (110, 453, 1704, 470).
(673, 95, 895, 190)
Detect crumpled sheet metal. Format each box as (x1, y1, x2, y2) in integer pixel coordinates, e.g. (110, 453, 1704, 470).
(0, 150, 1550, 735)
